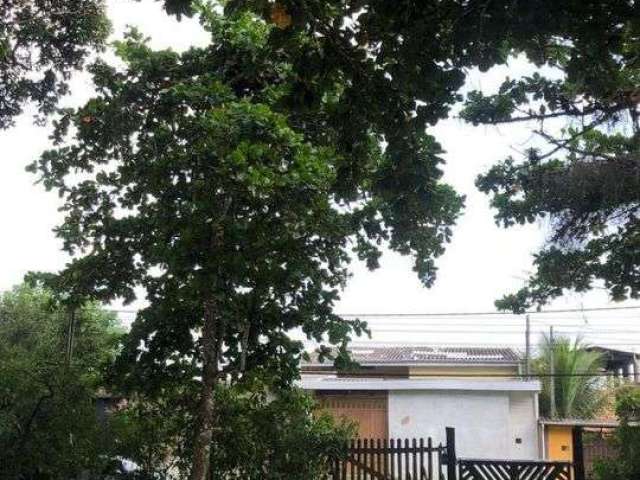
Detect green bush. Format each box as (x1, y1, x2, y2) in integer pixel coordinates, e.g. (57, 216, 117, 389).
(109, 376, 353, 479)
(209, 380, 353, 479)
(593, 386, 640, 480)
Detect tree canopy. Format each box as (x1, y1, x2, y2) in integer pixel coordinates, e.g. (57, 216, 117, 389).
(0, 0, 111, 129)
(28, 6, 466, 476)
(22, 0, 640, 476)
(461, 2, 640, 310)
(0, 283, 124, 478)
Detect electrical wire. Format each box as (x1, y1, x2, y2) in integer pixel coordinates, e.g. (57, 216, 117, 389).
(336, 305, 640, 317)
(106, 304, 640, 316)
(301, 370, 637, 379)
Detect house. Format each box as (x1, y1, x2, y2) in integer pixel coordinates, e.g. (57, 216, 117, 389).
(587, 346, 640, 382)
(300, 345, 541, 460)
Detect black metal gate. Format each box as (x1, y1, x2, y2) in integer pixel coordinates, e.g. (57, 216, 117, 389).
(458, 459, 572, 480)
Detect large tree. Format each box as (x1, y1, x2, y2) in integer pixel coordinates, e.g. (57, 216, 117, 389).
(460, 3, 640, 310)
(29, 6, 462, 478)
(25, 0, 638, 476)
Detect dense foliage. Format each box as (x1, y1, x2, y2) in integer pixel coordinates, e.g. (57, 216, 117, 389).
(21, 0, 640, 476)
(30, 4, 465, 374)
(110, 377, 349, 480)
(0, 283, 123, 479)
(208, 380, 351, 480)
(460, 2, 640, 310)
(533, 336, 605, 419)
(109, 390, 191, 479)
(0, 283, 344, 479)
(593, 386, 640, 480)
(0, 0, 110, 129)
(28, 4, 469, 475)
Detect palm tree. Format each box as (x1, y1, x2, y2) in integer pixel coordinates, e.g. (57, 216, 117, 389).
(534, 335, 606, 419)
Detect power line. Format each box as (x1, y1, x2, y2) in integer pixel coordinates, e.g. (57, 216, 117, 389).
(301, 370, 637, 379)
(106, 304, 640, 316)
(338, 304, 640, 318)
(340, 341, 640, 347)
(365, 328, 640, 334)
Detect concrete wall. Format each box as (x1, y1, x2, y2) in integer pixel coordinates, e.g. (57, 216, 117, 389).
(388, 390, 539, 460)
(508, 392, 539, 459)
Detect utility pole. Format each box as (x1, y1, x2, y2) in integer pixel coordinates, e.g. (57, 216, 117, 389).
(549, 326, 557, 418)
(525, 314, 531, 379)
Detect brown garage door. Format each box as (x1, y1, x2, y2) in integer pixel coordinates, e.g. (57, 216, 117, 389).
(317, 392, 388, 438)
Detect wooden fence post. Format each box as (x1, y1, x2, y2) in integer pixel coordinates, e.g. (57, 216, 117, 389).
(446, 427, 457, 480)
(572, 426, 585, 480)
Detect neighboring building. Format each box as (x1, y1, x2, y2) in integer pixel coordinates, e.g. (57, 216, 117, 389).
(587, 346, 640, 382)
(539, 418, 618, 461)
(300, 345, 541, 460)
(539, 418, 620, 478)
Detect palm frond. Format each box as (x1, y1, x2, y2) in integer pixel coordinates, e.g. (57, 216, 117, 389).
(534, 335, 605, 419)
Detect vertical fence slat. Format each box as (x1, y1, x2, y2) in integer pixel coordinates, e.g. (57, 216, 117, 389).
(374, 438, 379, 477)
(383, 438, 389, 479)
(445, 428, 457, 480)
(349, 438, 355, 480)
(371, 438, 376, 478)
(341, 443, 347, 480)
(372, 437, 376, 479)
(411, 438, 420, 480)
(371, 438, 376, 479)
(427, 437, 433, 480)
(356, 438, 362, 480)
(404, 438, 410, 480)
(390, 438, 396, 480)
(419, 438, 425, 480)
(398, 438, 403, 480)
(363, 438, 369, 480)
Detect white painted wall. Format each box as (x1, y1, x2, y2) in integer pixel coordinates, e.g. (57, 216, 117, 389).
(388, 390, 539, 460)
(508, 392, 539, 459)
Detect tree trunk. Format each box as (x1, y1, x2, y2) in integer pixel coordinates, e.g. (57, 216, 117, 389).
(191, 200, 230, 480)
(190, 297, 219, 480)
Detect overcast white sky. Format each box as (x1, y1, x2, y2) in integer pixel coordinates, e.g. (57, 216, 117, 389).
(2, 0, 640, 351)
